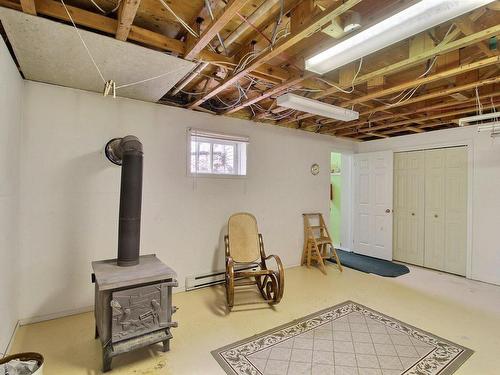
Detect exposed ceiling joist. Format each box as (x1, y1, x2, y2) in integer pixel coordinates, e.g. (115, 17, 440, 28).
(116, 0, 141, 41)
(273, 25, 500, 127)
(19, 0, 35, 15)
(340, 101, 500, 136)
(1, 0, 497, 140)
(322, 79, 500, 134)
(343, 56, 500, 107)
(313, 23, 500, 100)
(0, 0, 293, 84)
(184, 0, 250, 60)
(223, 72, 315, 114)
(187, 0, 362, 109)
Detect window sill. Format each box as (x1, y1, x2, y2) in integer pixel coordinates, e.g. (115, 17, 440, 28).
(188, 172, 247, 180)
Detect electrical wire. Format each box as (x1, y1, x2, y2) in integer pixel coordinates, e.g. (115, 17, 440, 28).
(476, 86, 483, 115)
(270, 0, 284, 46)
(158, 0, 199, 38)
(116, 66, 193, 89)
(205, 0, 228, 55)
(61, 0, 106, 83)
(60, 0, 199, 95)
(88, 0, 121, 14)
(317, 57, 363, 94)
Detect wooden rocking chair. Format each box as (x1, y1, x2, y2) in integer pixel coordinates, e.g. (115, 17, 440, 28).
(224, 213, 284, 310)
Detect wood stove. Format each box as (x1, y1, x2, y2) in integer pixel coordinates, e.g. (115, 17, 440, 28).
(92, 255, 177, 372)
(91, 136, 177, 372)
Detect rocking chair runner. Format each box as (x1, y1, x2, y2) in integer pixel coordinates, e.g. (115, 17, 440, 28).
(224, 213, 284, 310)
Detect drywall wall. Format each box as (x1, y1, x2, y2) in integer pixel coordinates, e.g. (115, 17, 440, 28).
(358, 127, 500, 286)
(18, 81, 355, 321)
(0, 37, 22, 354)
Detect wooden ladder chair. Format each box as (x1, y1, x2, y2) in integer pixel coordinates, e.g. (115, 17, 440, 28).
(302, 213, 343, 274)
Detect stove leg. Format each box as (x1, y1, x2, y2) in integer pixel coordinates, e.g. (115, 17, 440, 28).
(162, 339, 170, 353)
(103, 345, 113, 372)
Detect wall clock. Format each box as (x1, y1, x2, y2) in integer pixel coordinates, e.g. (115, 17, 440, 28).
(311, 163, 320, 175)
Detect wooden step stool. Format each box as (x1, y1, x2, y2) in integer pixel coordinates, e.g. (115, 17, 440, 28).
(302, 213, 343, 274)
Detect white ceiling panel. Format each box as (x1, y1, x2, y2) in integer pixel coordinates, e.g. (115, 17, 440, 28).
(0, 7, 196, 102)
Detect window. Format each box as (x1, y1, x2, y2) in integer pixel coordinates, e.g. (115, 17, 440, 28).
(188, 129, 248, 176)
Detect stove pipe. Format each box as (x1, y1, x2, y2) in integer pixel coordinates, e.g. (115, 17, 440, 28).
(105, 136, 143, 267)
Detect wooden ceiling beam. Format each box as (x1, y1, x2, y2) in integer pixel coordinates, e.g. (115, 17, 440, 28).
(454, 16, 497, 58)
(339, 101, 500, 136)
(275, 25, 500, 126)
(223, 72, 316, 114)
(312, 23, 500, 100)
(357, 76, 500, 117)
(186, 0, 362, 109)
(19, 0, 36, 15)
(280, 54, 499, 127)
(0, 0, 293, 85)
(184, 0, 250, 60)
(116, 0, 141, 41)
(321, 80, 500, 134)
(342, 55, 499, 107)
(341, 91, 500, 130)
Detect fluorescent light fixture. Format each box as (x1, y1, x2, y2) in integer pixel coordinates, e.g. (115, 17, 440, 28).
(306, 0, 493, 75)
(277, 93, 359, 121)
(459, 112, 500, 127)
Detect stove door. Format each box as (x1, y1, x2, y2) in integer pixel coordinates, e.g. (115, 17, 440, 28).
(110, 283, 168, 342)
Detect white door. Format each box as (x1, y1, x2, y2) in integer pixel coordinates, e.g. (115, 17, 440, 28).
(424, 147, 467, 276)
(393, 151, 425, 265)
(424, 149, 446, 271)
(443, 147, 467, 275)
(353, 151, 393, 260)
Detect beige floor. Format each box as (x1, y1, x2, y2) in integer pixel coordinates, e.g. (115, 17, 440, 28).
(9, 263, 500, 375)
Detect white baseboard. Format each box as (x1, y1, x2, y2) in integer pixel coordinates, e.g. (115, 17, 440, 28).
(14, 263, 304, 329)
(18, 305, 94, 326)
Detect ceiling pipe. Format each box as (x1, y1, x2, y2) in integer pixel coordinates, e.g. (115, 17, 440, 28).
(171, 62, 210, 95)
(217, 0, 280, 52)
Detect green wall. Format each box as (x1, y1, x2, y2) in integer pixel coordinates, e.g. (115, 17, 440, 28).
(330, 153, 342, 246)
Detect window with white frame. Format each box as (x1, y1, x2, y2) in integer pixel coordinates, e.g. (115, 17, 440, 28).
(188, 129, 248, 176)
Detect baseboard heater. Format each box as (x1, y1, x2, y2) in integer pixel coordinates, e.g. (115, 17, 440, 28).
(185, 265, 257, 291)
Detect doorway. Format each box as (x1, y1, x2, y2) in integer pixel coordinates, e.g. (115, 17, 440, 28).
(330, 152, 342, 248)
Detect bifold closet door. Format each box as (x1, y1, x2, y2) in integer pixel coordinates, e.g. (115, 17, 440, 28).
(424, 147, 467, 276)
(393, 151, 425, 265)
(443, 147, 468, 275)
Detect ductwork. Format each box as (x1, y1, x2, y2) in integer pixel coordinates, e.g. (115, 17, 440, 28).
(105, 136, 143, 267)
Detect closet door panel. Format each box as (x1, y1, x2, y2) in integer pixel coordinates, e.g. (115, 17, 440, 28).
(393, 151, 424, 265)
(424, 149, 446, 271)
(444, 147, 467, 275)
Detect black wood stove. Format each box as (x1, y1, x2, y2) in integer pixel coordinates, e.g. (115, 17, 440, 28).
(91, 136, 177, 372)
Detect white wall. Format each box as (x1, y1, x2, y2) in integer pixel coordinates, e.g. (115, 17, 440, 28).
(357, 127, 500, 286)
(0, 38, 23, 354)
(17, 81, 355, 321)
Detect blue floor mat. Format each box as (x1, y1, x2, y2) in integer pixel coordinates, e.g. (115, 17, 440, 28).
(328, 249, 410, 277)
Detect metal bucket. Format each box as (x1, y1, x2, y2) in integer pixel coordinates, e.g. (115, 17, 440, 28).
(0, 352, 44, 375)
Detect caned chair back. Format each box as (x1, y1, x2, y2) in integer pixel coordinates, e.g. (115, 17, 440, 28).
(228, 213, 261, 263)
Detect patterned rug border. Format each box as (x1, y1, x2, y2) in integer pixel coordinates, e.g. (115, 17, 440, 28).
(211, 300, 474, 375)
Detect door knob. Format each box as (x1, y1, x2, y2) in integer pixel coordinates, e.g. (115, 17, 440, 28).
(385, 209, 391, 213)
(411, 213, 415, 216)
(434, 214, 438, 218)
